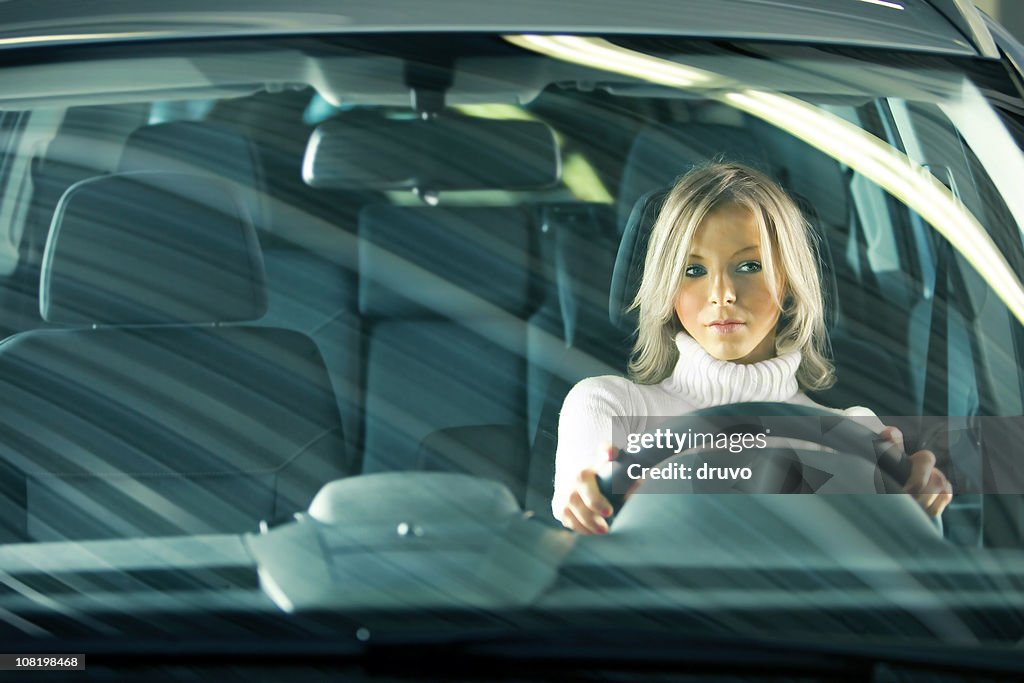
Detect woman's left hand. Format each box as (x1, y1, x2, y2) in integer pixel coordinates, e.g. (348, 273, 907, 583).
(879, 426, 953, 517)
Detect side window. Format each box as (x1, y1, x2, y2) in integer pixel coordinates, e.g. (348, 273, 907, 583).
(0, 109, 61, 275)
(837, 102, 919, 312)
(847, 173, 906, 289)
(885, 96, 1024, 418)
(825, 94, 1024, 420)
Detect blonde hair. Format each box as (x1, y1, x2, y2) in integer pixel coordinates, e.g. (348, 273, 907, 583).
(628, 161, 835, 391)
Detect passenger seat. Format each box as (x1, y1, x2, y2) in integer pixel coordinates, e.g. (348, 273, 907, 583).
(116, 121, 366, 461)
(0, 171, 352, 541)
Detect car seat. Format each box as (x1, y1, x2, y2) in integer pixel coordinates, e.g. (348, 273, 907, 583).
(0, 171, 353, 541)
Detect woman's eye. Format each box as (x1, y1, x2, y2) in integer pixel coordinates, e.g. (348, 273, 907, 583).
(737, 261, 762, 273)
(684, 264, 706, 277)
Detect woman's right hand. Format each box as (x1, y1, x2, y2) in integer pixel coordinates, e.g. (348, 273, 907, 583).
(556, 444, 616, 535)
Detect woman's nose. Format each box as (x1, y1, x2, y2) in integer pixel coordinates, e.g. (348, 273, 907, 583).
(709, 272, 736, 305)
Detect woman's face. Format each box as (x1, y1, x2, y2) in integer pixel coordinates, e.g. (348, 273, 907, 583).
(673, 202, 784, 364)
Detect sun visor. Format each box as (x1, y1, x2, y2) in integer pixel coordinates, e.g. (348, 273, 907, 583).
(303, 114, 560, 191)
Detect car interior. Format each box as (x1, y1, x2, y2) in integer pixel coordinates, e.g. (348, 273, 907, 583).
(0, 39, 1014, 547)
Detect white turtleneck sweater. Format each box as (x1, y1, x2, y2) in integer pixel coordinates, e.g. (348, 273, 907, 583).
(552, 332, 883, 514)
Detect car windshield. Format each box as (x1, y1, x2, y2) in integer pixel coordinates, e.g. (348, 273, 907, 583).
(0, 31, 1023, 666)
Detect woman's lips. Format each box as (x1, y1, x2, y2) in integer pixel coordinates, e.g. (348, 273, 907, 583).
(708, 322, 745, 334)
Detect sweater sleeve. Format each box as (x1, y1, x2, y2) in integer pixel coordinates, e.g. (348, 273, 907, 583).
(551, 376, 633, 520)
(841, 404, 887, 432)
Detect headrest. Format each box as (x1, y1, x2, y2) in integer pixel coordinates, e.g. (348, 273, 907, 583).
(359, 205, 531, 318)
(304, 113, 560, 191)
(119, 122, 267, 230)
(616, 124, 771, 233)
(42, 171, 267, 325)
(610, 188, 838, 333)
(610, 188, 667, 331)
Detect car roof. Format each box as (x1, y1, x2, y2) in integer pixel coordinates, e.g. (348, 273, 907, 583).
(0, 0, 991, 57)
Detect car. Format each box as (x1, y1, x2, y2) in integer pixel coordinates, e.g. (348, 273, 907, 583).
(0, 0, 1021, 679)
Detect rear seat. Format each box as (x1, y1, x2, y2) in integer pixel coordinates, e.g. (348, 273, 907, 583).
(299, 111, 565, 501)
(358, 200, 627, 504)
(358, 205, 537, 486)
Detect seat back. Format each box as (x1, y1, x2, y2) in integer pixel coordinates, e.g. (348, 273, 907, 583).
(606, 185, 908, 410)
(524, 166, 908, 520)
(0, 171, 351, 541)
(610, 120, 909, 412)
(118, 121, 366, 462)
(616, 122, 773, 232)
(296, 112, 562, 499)
(358, 205, 537, 476)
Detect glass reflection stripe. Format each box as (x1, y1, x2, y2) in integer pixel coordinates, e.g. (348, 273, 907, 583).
(951, 0, 1000, 58)
(0, 32, 167, 47)
(855, 0, 904, 9)
(503, 34, 1024, 329)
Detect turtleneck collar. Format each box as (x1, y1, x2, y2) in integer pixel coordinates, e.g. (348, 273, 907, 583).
(664, 331, 802, 408)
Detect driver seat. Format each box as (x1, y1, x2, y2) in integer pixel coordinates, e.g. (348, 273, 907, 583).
(525, 184, 905, 520)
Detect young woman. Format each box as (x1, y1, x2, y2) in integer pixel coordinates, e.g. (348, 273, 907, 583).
(553, 162, 952, 534)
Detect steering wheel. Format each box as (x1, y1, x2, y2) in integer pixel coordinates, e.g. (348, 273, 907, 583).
(596, 402, 912, 516)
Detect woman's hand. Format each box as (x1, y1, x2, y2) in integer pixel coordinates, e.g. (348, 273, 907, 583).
(880, 426, 953, 517)
(557, 444, 617, 535)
